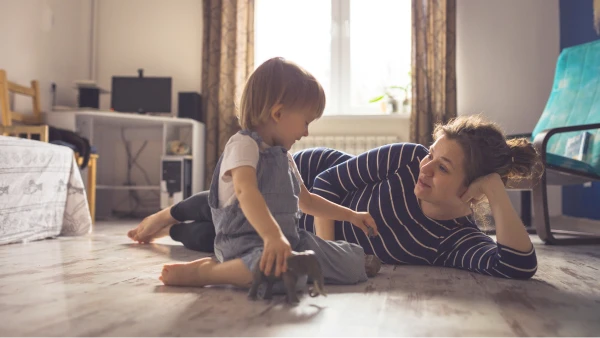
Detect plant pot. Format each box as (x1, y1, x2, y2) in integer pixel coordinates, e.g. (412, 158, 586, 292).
(402, 98, 410, 114)
(388, 98, 399, 114)
(380, 101, 387, 114)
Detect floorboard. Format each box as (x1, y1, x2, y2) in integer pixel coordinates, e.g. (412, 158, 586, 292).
(0, 220, 599, 336)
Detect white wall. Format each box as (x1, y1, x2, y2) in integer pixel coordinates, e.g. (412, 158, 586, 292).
(0, 0, 92, 112)
(94, 0, 203, 113)
(456, 0, 562, 216)
(457, 0, 560, 134)
(92, 0, 203, 216)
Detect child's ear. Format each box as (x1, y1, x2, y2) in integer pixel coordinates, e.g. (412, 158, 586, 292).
(270, 104, 283, 123)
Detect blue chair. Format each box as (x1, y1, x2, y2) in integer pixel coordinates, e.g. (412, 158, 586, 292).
(510, 39, 600, 245)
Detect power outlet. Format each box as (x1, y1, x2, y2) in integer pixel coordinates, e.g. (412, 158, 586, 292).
(50, 82, 57, 107)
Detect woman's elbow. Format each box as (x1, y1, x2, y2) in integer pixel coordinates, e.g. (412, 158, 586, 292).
(497, 265, 537, 280)
(520, 266, 538, 279)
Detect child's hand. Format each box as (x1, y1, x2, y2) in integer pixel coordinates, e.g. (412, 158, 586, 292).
(351, 212, 379, 237)
(261, 233, 292, 277)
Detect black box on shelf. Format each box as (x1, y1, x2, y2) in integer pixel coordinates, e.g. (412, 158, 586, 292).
(160, 156, 192, 208)
(178, 92, 203, 123)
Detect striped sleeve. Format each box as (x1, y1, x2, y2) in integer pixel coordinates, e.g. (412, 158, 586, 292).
(436, 227, 538, 279)
(292, 148, 354, 191)
(311, 143, 427, 203)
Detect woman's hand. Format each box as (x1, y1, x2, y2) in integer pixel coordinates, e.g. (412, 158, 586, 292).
(460, 173, 504, 205)
(350, 211, 379, 237)
(461, 172, 533, 252)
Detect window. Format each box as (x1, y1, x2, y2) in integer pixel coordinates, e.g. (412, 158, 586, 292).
(255, 0, 412, 116)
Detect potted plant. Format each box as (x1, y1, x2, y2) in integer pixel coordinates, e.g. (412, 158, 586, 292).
(369, 84, 411, 114)
(370, 71, 412, 114)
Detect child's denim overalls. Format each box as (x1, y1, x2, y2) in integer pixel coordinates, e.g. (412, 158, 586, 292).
(208, 130, 367, 285)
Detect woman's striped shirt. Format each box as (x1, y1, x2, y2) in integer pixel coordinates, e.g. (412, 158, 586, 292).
(293, 143, 537, 279)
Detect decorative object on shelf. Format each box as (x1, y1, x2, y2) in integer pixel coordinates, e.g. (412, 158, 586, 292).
(167, 140, 191, 156)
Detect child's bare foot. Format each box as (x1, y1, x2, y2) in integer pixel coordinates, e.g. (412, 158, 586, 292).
(160, 257, 216, 287)
(127, 208, 178, 243)
(138, 224, 173, 243)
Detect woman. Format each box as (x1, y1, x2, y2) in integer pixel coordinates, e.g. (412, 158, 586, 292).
(128, 115, 542, 279)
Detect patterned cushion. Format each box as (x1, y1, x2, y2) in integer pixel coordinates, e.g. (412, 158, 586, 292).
(531, 39, 600, 176)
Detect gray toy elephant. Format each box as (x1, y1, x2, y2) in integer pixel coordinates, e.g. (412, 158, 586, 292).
(248, 250, 326, 304)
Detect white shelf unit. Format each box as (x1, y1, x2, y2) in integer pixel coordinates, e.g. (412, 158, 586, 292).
(46, 110, 205, 216)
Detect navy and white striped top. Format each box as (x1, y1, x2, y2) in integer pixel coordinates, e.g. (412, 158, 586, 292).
(293, 143, 538, 279)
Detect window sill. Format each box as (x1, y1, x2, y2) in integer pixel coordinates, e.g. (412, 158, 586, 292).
(310, 113, 411, 141)
(322, 112, 411, 119)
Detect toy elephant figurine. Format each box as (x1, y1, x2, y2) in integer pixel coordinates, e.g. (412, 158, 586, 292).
(248, 250, 326, 304)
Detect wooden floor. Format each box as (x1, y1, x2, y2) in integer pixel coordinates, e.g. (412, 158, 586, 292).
(1, 220, 600, 337)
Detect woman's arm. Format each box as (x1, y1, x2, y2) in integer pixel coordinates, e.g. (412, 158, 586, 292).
(438, 227, 537, 279)
(293, 148, 353, 190)
(462, 173, 532, 252)
(447, 173, 537, 279)
(484, 178, 533, 252)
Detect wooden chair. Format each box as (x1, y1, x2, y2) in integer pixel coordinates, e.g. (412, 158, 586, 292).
(0, 69, 98, 223)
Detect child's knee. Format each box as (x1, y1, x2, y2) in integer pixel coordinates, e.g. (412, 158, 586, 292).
(351, 259, 369, 283)
(343, 268, 368, 284)
(337, 249, 368, 284)
(297, 232, 368, 284)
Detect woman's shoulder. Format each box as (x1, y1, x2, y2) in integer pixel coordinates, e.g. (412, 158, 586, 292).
(380, 142, 429, 158)
(402, 142, 429, 158)
(372, 142, 429, 170)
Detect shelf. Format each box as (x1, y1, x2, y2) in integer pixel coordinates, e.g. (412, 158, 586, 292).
(46, 109, 206, 193)
(51, 110, 201, 128)
(97, 185, 161, 191)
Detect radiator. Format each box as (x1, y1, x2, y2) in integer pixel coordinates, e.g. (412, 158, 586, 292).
(290, 135, 402, 156)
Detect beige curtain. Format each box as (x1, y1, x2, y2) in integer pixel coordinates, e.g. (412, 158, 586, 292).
(410, 0, 457, 146)
(202, 0, 254, 188)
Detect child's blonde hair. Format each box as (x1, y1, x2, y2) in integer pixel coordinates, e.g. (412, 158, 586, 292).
(238, 57, 326, 130)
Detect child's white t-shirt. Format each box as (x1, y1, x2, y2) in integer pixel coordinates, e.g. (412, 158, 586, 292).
(217, 133, 304, 208)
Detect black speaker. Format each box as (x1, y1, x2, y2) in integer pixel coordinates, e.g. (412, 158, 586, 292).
(78, 87, 100, 109)
(178, 92, 203, 123)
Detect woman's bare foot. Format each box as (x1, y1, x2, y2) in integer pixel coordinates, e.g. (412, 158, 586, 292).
(160, 257, 216, 287)
(127, 208, 178, 243)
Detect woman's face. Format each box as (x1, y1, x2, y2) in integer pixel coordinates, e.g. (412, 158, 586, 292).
(414, 135, 469, 207)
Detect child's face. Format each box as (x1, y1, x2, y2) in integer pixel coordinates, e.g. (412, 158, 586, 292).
(273, 107, 317, 150)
